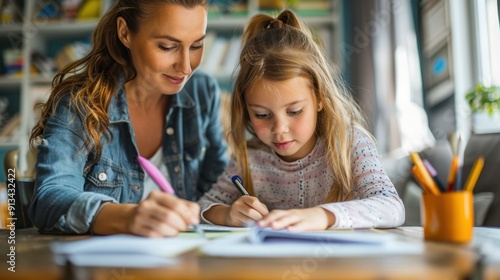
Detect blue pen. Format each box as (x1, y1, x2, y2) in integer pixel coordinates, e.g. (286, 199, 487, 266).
(231, 175, 250, 196)
(137, 155, 205, 237)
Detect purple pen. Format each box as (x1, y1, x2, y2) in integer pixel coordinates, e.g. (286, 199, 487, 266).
(423, 159, 445, 192)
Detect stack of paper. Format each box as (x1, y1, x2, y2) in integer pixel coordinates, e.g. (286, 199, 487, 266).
(51, 234, 206, 267)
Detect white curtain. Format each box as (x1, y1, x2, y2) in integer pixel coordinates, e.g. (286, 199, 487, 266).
(344, 0, 435, 154)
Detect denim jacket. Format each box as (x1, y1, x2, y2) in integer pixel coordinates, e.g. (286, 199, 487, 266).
(28, 70, 228, 234)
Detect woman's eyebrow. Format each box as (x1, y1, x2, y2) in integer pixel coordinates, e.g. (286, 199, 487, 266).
(154, 34, 206, 43)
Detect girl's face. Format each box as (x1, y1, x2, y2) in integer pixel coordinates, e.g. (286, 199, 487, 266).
(245, 77, 321, 162)
(118, 4, 207, 95)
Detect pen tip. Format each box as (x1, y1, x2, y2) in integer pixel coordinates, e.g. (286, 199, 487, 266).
(231, 175, 242, 182)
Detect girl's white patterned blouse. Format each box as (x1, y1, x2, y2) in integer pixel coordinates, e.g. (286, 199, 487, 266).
(197, 129, 405, 228)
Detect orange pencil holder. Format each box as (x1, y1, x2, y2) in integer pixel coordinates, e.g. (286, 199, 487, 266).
(421, 191, 474, 244)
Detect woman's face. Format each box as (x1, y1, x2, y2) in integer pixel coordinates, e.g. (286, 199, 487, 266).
(118, 4, 207, 95)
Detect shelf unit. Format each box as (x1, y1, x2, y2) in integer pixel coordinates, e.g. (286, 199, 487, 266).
(0, 1, 110, 176)
(0, 0, 340, 176)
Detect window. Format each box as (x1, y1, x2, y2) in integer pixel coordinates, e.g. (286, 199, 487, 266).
(475, 0, 500, 85)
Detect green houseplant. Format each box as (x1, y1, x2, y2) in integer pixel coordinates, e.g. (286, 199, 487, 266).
(466, 84, 500, 115)
(466, 84, 500, 133)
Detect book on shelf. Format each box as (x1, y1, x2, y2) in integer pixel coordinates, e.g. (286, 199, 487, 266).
(201, 31, 217, 66)
(0, 92, 20, 138)
(2, 48, 23, 76)
(293, 0, 332, 11)
(258, 0, 285, 9)
(256, 0, 333, 16)
(202, 36, 230, 73)
(31, 52, 56, 78)
(221, 36, 241, 75)
(200, 34, 242, 77)
(33, 0, 101, 22)
(0, 0, 22, 24)
(0, 113, 19, 138)
(54, 40, 91, 71)
(208, 0, 248, 18)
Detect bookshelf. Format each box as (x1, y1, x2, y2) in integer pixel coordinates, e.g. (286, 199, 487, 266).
(204, 0, 341, 87)
(0, 0, 341, 176)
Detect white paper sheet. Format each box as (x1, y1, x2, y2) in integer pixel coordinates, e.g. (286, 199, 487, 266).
(64, 254, 177, 267)
(191, 224, 251, 232)
(51, 234, 206, 267)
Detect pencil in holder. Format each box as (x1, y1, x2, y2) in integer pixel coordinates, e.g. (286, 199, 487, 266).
(421, 191, 474, 243)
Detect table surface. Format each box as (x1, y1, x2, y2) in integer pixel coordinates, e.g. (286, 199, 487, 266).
(1, 226, 499, 280)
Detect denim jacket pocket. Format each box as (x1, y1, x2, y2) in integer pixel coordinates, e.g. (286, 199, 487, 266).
(184, 141, 205, 182)
(84, 157, 124, 198)
(184, 141, 206, 161)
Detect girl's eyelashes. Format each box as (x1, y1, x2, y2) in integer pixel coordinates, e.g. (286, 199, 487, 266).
(255, 113, 271, 119)
(253, 108, 303, 119)
(288, 109, 303, 116)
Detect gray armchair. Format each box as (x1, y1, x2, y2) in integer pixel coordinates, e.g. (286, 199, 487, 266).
(461, 133, 500, 227)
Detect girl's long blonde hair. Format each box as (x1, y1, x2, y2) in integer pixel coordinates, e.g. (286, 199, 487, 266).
(229, 9, 370, 202)
(30, 0, 208, 166)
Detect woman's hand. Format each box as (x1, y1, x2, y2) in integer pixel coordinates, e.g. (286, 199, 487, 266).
(257, 207, 336, 232)
(128, 191, 200, 237)
(226, 196, 269, 227)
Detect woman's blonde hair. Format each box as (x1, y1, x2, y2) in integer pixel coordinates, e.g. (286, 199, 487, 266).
(229, 9, 370, 202)
(30, 0, 208, 166)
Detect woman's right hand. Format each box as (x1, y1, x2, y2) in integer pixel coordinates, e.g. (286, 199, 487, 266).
(226, 196, 269, 227)
(128, 191, 200, 237)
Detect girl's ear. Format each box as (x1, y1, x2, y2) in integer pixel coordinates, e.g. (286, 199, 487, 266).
(117, 17, 131, 48)
(317, 101, 324, 112)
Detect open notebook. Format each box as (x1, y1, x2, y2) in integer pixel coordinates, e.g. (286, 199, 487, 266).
(200, 227, 423, 258)
(249, 227, 395, 244)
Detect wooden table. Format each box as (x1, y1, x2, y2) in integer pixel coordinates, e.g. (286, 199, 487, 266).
(1, 227, 498, 280)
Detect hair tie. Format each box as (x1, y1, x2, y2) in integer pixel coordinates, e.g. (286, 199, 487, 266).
(264, 19, 285, 30)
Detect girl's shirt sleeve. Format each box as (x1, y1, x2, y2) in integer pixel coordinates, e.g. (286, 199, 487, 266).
(197, 158, 241, 223)
(319, 129, 405, 228)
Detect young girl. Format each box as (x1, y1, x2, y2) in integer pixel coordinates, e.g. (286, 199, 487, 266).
(198, 10, 404, 231)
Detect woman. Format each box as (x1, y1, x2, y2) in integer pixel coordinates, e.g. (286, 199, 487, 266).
(28, 0, 228, 237)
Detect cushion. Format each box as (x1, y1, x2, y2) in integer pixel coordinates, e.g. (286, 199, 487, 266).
(462, 133, 500, 226)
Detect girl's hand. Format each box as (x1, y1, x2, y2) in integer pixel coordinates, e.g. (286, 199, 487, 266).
(257, 207, 336, 232)
(226, 196, 269, 226)
(128, 191, 200, 237)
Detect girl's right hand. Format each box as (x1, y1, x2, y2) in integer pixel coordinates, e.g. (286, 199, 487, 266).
(128, 191, 200, 237)
(226, 196, 269, 226)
